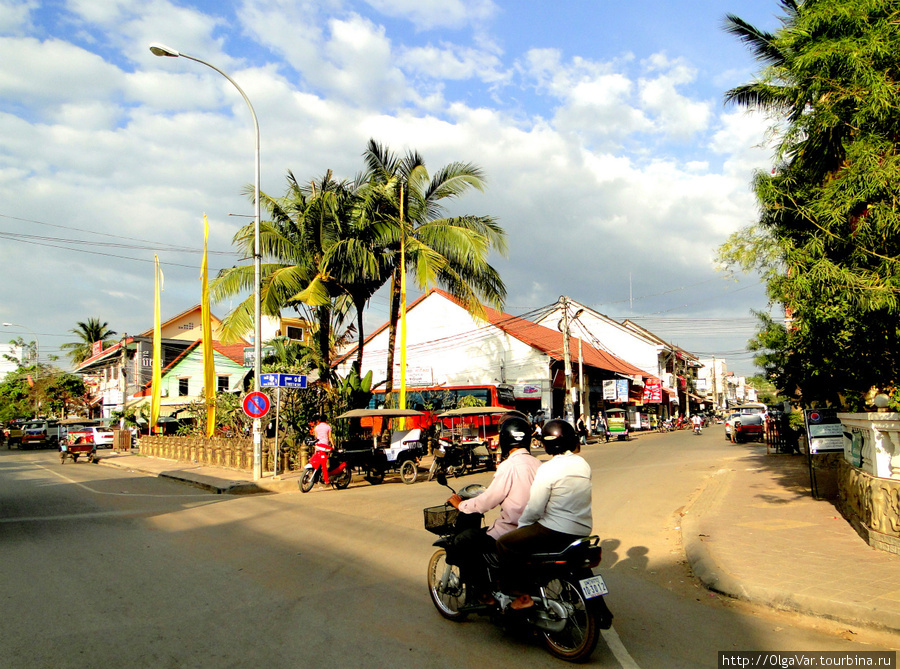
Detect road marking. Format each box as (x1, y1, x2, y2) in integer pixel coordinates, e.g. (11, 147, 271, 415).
(601, 625, 641, 668)
(33, 462, 215, 498)
(0, 510, 149, 523)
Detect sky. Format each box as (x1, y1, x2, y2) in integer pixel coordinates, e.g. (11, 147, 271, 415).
(0, 0, 785, 378)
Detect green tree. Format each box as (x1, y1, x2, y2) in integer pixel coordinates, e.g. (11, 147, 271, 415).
(60, 318, 117, 365)
(360, 139, 507, 398)
(719, 0, 900, 406)
(212, 171, 389, 383)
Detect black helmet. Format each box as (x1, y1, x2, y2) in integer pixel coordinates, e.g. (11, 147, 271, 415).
(541, 419, 578, 455)
(498, 416, 532, 459)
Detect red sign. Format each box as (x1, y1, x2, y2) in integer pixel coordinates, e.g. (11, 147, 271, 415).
(92, 340, 103, 356)
(642, 379, 662, 403)
(242, 391, 271, 419)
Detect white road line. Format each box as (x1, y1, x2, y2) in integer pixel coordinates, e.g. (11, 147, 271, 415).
(602, 625, 641, 669)
(33, 463, 215, 498)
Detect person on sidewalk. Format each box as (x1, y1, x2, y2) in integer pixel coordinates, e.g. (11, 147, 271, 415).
(576, 414, 588, 445)
(497, 419, 593, 610)
(311, 415, 334, 484)
(446, 416, 541, 605)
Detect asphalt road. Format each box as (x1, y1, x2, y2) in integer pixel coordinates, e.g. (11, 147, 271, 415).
(1, 431, 897, 668)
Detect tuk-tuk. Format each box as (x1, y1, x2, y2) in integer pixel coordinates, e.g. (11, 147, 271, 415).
(429, 406, 526, 479)
(605, 408, 630, 441)
(334, 408, 427, 485)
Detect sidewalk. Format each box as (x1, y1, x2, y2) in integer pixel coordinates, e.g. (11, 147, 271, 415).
(94, 450, 303, 494)
(681, 447, 900, 633)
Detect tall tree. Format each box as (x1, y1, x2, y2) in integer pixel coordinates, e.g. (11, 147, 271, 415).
(60, 318, 117, 365)
(212, 171, 389, 383)
(718, 0, 900, 406)
(359, 139, 507, 398)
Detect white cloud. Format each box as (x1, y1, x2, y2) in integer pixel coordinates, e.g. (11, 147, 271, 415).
(398, 42, 506, 84)
(0, 0, 37, 34)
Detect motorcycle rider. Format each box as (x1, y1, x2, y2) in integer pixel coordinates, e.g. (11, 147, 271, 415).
(691, 413, 703, 434)
(311, 415, 335, 484)
(446, 415, 541, 605)
(497, 419, 592, 610)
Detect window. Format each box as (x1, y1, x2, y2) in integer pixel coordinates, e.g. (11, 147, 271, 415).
(285, 325, 305, 341)
(217, 375, 229, 392)
(178, 378, 189, 396)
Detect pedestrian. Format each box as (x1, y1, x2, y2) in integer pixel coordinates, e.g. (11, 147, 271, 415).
(576, 414, 587, 446)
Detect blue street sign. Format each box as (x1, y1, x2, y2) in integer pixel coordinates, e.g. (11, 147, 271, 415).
(280, 374, 307, 388)
(260, 373, 280, 388)
(260, 373, 307, 389)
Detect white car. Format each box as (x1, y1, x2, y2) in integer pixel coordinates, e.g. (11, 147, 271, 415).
(67, 425, 115, 448)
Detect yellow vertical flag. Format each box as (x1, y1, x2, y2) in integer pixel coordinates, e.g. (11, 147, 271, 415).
(201, 214, 216, 438)
(150, 255, 162, 433)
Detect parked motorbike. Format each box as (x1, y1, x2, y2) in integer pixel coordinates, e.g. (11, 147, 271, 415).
(424, 475, 613, 663)
(299, 438, 352, 492)
(427, 439, 476, 480)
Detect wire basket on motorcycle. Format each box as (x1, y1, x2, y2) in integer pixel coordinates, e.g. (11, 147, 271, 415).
(424, 504, 459, 535)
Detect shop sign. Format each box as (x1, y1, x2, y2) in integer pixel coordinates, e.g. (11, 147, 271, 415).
(616, 379, 629, 403)
(642, 379, 662, 403)
(515, 384, 542, 398)
(602, 379, 616, 400)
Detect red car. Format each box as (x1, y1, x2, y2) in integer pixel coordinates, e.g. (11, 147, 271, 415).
(731, 414, 764, 443)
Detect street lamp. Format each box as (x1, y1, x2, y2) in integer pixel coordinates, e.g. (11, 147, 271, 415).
(149, 42, 264, 480)
(2, 322, 39, 366)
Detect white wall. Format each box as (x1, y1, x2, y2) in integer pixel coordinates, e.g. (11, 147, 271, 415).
(335, 293, 551, 405)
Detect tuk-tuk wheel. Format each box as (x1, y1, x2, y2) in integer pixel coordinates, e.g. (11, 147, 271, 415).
(366, 468, 385, 485)
(72, 455, 79, 463)
(400, 460, 417, 485)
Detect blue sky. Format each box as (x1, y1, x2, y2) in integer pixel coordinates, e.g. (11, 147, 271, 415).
(0, 0, 784, 376)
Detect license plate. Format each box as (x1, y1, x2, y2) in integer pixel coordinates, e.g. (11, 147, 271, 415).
(579, 575, 608, 599)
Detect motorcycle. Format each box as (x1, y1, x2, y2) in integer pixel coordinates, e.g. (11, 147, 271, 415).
(424, 475, 613, 663)
(426, 438, 477, 480)
(299, 438, 352, 492)
(692, 424, 702, 435)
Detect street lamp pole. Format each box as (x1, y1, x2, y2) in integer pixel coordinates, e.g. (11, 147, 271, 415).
(149, 43, 264, 480)
(2, 322, 39, 366)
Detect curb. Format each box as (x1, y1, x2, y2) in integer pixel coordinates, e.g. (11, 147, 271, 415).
(681, 470, 900, 634)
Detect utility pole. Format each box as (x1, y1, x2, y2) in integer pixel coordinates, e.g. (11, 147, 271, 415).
(560, 296, 574, 424)
(578, 335, 584, 420)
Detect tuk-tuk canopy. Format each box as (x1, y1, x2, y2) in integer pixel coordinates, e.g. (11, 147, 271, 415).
(336, 408, 425, 419)
(436, 406, 524, 418)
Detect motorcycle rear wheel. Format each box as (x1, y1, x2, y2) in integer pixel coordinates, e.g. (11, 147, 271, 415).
(540, 577, 600, 662)
(427, 549, 467, 621)
(331, 467, 352, 490)
(299, 468, 317, 493)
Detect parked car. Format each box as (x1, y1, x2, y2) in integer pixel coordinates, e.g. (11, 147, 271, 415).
(731, 414, 765, 443)
(20, 419, 64, 449)
(66, 425, 115, 448)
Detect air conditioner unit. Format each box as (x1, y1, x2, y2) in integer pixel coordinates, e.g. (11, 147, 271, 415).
(160, 389, 169, 397)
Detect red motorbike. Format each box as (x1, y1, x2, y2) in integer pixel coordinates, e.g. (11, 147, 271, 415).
(299, 442, 352, 492)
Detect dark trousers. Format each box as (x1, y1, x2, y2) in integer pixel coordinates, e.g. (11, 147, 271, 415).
(452, 527, 497, 596)
(496, 522, 582, 593)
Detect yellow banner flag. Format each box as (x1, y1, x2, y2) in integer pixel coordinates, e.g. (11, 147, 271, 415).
(201, 215, 216, 438)
(150, 255, 162, 433)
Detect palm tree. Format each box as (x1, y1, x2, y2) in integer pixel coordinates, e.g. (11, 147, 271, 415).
(359, 139, 507, 398)
(212, 170, 390, 383)
(60, 318, 117, 364)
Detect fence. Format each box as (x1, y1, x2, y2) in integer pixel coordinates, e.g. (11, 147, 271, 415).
(138, 435, 305, 473)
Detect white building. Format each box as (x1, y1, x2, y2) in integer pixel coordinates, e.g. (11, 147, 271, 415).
(334, 289, 646, 418)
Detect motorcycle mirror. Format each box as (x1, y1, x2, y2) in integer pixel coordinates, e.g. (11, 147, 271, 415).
(435, 473, 454, 492)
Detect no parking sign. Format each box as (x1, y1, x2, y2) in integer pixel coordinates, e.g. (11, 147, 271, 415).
(242, 391, 271, 419)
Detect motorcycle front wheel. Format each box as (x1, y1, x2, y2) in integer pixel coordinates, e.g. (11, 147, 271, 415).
(427, 549, 467, 621)
(331, 467, 352, 490)
(540, 577, 600, 662)
(299, 468, 317, 493)
(426, 458, 441, 482)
